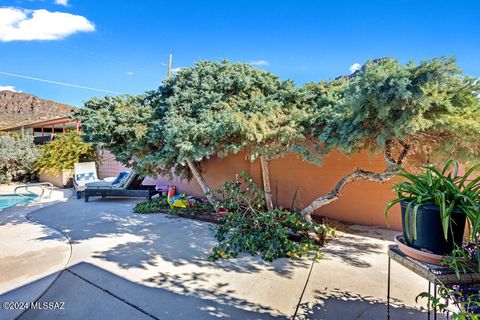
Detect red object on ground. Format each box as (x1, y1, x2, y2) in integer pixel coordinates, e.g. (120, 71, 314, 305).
(217, 208, 228, 215)
(167, 185, 177, 198)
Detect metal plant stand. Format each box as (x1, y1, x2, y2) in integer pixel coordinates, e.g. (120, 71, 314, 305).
(387, 245, 480, 320)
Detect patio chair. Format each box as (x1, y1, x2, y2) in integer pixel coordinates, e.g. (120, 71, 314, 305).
(73, 162, 101, 199)
(84, 171, 158, 202)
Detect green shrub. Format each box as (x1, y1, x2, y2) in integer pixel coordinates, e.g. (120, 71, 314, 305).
(134, 197, 171, 214)
(0, 134, 39, 183)
(35, 132, 99, 175)
(210, 173, 334, 262)
(134, 197, 215, 215)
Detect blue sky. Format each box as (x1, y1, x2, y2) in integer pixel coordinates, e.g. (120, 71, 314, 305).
(0, 0, 479, 107)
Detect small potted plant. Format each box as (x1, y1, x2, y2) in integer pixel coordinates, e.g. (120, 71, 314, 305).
(385, 160, 480, 256)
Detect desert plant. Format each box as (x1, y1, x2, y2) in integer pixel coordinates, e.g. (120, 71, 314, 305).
(385, 160, 480, 244)
(0, 133, 38, 183)
(35, 131, 99, 175)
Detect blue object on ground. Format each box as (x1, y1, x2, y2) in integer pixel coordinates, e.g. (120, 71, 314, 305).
(112, 171, 129, 185)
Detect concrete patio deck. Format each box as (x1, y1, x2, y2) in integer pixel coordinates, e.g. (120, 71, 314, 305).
(0, 193, 443, 319)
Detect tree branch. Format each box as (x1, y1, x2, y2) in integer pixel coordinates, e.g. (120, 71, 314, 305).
(301, 141, 411, 222)
(397, 141, 411, 165)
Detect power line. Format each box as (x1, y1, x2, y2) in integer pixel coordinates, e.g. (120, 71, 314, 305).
(0, 71, 122, 94)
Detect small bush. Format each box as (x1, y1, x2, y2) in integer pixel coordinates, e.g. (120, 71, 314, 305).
(134, 197, 171, 214)
(134, 197, 215, 215)
(0, 134, 39, 183)
(210, 173, 334, 262)
(35, 132, 99, 175)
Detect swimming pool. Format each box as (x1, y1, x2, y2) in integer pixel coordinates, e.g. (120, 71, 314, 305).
(0, 194, 38, 210)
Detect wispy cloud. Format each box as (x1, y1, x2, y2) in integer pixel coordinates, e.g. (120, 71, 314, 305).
(54, 0, 69, 6)
(349, 63, 361, 74)
(0, 7, 94, 42)
(125, 71, 134, 76)
(171, 67, 182, 74)
(249, 60, 270, 66)
(0, 85, 20, 92)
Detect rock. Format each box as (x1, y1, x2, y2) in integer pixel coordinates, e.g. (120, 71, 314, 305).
(0, 91, 76, 129)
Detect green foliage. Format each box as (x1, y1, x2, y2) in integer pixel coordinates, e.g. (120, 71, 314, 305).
(134, 197, 214, 215)
(422, 243, 480, 318)
(385, 161, 480, 246)
(72, 57, 480, 265)
(73, 95, 153, 168)
(35, 132, 99, 175)
(138, 60, 310, 179)
(442, 246, 478, 279)
(304, 57, 480, 164)
(134, 197, 171, 214)
(75, 57, 480, 182)
(210, 173, 334, 261)
(417, 286, 480, 319)
(0, 134, 38, 183)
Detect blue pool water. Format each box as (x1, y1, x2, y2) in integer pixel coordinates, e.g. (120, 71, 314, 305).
(0, 194, 38, 210)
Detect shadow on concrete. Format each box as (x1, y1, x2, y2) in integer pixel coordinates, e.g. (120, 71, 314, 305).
(322, 233, 383, 268)
(10, 262, 286, 320)
(294, 289, 445, 320)
(0, 271, 61, 320)
(27, 198, 310, 277)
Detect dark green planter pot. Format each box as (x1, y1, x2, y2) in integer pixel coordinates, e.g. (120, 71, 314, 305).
(401, 201, 466, 255)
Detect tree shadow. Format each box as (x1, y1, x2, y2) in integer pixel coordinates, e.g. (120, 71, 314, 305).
(73, 261, 290, 319)
(3, 262, 288, 320)
(28, 198, 311, 277)
(294, 289, 445, 320)
(321, 233, 384, 268)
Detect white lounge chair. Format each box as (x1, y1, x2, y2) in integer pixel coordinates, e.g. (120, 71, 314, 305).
(73, 162, 107, 199)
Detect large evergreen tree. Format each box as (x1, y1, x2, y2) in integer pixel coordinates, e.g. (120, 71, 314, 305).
(74, 95, 153, 169)
(141, 61, 309, 208)
(300, 57, 480, 221)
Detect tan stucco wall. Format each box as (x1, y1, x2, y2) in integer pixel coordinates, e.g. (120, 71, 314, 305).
(39, 169, 73, 188)
(142, 150, 403, 231)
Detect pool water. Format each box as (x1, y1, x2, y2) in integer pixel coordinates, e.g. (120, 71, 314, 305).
(0, 194, 38, 210)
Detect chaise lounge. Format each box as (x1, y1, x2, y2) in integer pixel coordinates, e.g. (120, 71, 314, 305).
(73, 162, 110, 199)
(84, 170, 158, 202)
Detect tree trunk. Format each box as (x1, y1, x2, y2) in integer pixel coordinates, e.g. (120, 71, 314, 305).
(301, 141, 411, 222)
(300, 168, 395, 222)
(259, 156, 274, 210)
(185, 158, 218, 208)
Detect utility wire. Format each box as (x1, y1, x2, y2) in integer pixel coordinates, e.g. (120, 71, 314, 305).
(0, 71, 121, 94)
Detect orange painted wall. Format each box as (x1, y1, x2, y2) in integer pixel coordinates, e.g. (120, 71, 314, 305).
(142, 150, 403, 230)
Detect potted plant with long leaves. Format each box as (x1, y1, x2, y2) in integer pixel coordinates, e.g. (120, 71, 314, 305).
(385, 160, 480, 257)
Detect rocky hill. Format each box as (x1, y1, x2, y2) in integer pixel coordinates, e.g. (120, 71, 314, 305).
(0, 91, 76, 129)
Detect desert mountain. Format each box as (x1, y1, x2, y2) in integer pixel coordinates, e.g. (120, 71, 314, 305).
(0, 91, 76, 129)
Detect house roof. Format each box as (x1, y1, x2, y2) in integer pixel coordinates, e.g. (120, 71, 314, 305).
(0, 116, 78, 131)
